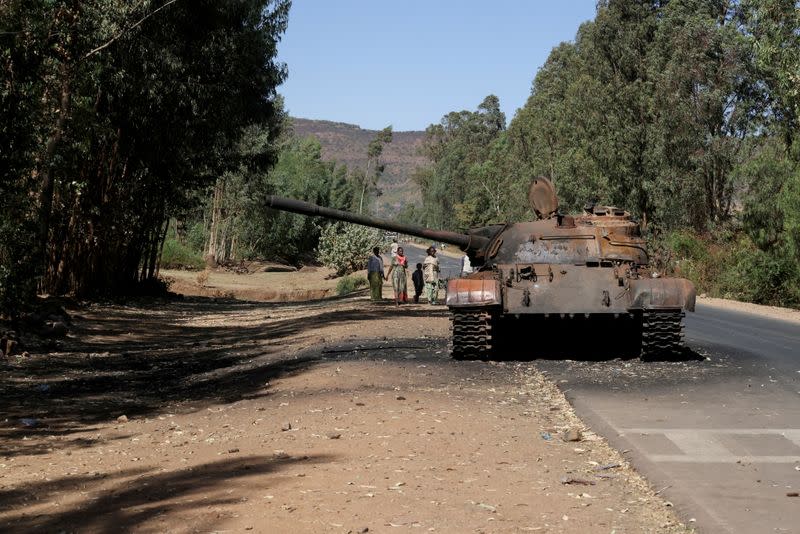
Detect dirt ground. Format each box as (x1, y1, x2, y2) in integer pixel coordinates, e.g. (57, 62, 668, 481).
(0, 268, 696, 533)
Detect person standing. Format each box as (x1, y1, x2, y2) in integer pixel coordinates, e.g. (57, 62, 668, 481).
(386, 246, 409, 305)
(460, 253, 473, 276)
(390, 238, 399, 258)
(412, 262, 424, 303)
(367, 247, 386, 301)
(422, 246, 440, 305)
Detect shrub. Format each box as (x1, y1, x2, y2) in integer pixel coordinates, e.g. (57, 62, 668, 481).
(161, 238, 205, 270)
(317, 222, 382, 276)
(0, 207, 37, 318)
(717, 241, 800, 307)
(667, 228, 800, 308)
(667, 230, 708, 262)
(335, 275, 368, 296)
(186, 222, 207, 253)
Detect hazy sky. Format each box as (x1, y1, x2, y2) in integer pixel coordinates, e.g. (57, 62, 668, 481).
(277, 1, 597, 132)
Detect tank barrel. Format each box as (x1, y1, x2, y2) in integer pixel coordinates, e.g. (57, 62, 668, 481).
(266, 195, 489, 251)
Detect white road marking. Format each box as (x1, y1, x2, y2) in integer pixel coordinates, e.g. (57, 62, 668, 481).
(619, 428, 800, 463)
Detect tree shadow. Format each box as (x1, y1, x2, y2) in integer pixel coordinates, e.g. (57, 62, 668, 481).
(0, 453, 333, 533)
(0, 295, 448, 457)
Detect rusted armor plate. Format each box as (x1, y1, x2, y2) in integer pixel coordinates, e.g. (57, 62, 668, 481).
(446, 278, 502, 307)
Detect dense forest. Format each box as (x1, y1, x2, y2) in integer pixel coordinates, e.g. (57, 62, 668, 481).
(411, 0, 800, 307)
(2, 0, 799, 317)
(1, 0, 296, 312)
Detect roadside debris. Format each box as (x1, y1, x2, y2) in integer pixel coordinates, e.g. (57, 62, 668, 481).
(19, 418, 38, 428)
(561, 476, 596, 486)
(595, 462, 621, 471)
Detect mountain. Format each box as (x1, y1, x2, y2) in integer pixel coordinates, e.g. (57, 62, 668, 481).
(290, 117, 427, 216)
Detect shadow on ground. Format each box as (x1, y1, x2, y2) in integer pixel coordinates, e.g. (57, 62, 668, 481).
(492, 314, 704, 363)
(0, 295, 449, 457)
(0, 453, 333, 533)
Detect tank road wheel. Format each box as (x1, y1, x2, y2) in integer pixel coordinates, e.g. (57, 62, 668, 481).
(640, 310, 686, 361)
(449, 308, 495, 360)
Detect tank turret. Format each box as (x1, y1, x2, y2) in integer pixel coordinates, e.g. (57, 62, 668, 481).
(265, 177, 695, 361)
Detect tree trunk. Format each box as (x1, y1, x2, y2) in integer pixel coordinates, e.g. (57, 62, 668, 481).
(37, 71, 72, 275)
(206, 178, 224, 266)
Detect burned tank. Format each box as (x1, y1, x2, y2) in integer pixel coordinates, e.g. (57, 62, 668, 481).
(265, 177, 695, 360)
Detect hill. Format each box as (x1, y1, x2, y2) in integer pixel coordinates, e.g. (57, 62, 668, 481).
(290, 117, 427, 216)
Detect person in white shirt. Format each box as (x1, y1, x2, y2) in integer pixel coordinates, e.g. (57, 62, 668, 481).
(461, 254, 473, 276)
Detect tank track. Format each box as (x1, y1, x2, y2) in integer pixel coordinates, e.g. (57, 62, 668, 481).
(640, 310, 685, 360)
(449, 309, 494, 360)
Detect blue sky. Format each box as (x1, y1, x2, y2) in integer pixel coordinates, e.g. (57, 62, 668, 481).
(277, 1, 597, 132)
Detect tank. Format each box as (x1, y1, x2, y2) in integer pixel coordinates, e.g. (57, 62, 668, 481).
(265, 177, 696, 361)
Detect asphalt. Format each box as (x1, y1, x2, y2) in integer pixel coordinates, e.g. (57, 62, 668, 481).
(400, 242, 463, 280)
(533, 303, 800, 534)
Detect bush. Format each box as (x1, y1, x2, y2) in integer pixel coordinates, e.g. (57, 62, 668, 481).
(663, 229, 800, 308)
(0, 215, 37, 318)
(161, 238, 205, 270)
(667, 230, 708, 261)
(717, 241, 800, 307)
(186, 222, 207, 253)
(317, 222, 382, 276)
(335, 275, 369, 296)
(664, 229, 722, 292)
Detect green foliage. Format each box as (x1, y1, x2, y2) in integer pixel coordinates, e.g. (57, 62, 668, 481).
(667, 230, 710, 262)
(358, 126, 393, 214)
(161, 238, 205, 270)
(739, 139, 797, 250)
(236, 135, 358, 263)
(409, 0, 799, 308)
(0, 0, 291, 311)
(664, 230, 800, 308)
(741, 0, 800, 150)
(717, 240, 800, 307)
(780, 166, 800, 261)
(664, 229, 720, 293)
(0, 172, 37, 316)
(317, 222, 382, 277)
(186, 222, 208, 254)
(335, 275, 369, 296)
(415, 95, 507, 230)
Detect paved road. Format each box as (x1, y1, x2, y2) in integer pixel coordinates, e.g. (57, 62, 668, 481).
(534, 303, 800, 533)
(400, 242, 463, 280)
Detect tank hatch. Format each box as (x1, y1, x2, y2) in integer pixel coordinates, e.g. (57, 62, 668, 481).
(528, 177, 559, 220)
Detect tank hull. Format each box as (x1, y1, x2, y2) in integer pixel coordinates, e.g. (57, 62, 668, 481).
(446, 266, 695, 315)
(446, 266, 695, 361)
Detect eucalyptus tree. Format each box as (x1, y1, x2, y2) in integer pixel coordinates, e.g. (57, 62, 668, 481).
(240, 136, 358, 263)
(415, 95, 506, 230)
(358, 126, 393, 214)
(646, 0, 762, 229)
(0, 0, 291, 307)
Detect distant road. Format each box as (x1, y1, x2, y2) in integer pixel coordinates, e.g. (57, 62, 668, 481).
(400, 242, 462, 280)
